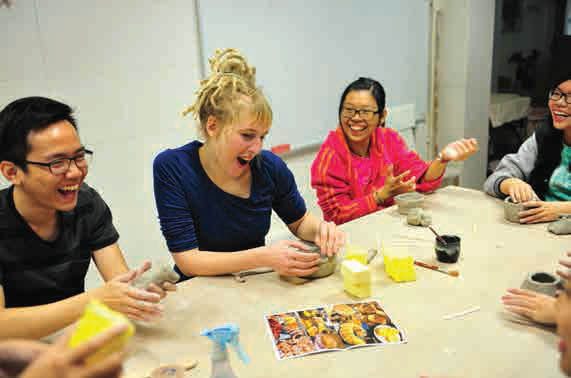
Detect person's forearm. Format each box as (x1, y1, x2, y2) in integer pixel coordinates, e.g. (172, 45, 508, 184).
(559, 201, 571, 214)
(173, 247, 269, 276)
(0, 290, 101, 339)
(423, 160, 447, 182)
(291, 213, 321, 243)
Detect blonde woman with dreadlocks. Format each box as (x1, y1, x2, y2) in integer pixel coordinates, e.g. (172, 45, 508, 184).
(153, 49, 345, 281)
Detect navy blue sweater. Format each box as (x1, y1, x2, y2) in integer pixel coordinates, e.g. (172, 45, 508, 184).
(153, 141, 306, 280)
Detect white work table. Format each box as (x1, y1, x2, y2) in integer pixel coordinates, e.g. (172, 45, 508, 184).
(124, 186, 569, 378)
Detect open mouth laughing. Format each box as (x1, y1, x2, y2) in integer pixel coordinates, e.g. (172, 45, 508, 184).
(57, 184, 80, 201)
(553, 110, 570, 123)
(237, 156, 251, 167)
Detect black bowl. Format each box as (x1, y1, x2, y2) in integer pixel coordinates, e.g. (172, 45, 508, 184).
(435, 235, 461, 263)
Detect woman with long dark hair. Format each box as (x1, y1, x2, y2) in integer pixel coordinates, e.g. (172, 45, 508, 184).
(484, 68, 571, 223)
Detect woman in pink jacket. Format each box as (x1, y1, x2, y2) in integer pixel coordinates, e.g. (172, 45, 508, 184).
(311, 77, 479, 225)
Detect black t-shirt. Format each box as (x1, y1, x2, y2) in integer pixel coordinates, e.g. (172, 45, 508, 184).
(0, 183, 119, 307)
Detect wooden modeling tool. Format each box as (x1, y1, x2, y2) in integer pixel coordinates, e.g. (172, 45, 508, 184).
(145, 359, 199, 378)
(414, 260, 459, 277)
(428, 226, 448, 246)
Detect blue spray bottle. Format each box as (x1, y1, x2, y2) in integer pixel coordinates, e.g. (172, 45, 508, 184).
(201, 323, 250, 378)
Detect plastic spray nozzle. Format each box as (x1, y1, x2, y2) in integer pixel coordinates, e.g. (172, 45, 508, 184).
(201, 323, 250, 364)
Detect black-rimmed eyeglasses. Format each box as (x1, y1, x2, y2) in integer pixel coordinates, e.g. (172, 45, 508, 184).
(549, 89, 571, 105)
(24, 150, 93, 175)
(341, 107, 379, 121)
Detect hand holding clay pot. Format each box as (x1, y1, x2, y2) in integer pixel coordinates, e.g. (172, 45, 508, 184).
(518, 200, 565, 224)
(500, 177, 539, 203)
(557, 251, 571, 281)
(314, 220, 346, 257)
(264, 240, 320, 277)
(439, 138, 479, 162)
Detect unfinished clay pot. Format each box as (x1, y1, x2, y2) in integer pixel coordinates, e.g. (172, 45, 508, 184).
(520, 272, 561, 297)
(133, 262, 180, 289)
(297, 243, 337, 279)
(548, 214, 571, 235)
(503, 196, 525, 223)
(394, 192, 424, 215)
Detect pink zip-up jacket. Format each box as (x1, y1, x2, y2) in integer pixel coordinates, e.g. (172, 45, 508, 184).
(311, 126, 443, 225)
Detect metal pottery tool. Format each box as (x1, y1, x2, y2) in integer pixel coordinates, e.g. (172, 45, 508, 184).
(414, 260, 458, 277)
(232, 268, 274, 283)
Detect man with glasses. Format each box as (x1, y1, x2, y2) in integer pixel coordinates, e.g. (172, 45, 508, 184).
(0, 97, 172, 340)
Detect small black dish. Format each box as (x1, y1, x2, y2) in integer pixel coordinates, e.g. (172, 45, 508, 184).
(435, 235, 461, 263)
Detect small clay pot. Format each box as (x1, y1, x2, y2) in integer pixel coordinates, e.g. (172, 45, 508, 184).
(298, 244, 337, 279)
(520, 272, 561, 297)
(504, 196, 525, 223)
(434, 235, 461, 263)
(394, 192, 424, 215)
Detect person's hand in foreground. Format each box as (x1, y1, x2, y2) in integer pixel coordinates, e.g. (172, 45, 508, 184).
(557, 251, 571, 281)
(0, 339, 49, 378)
(92, 267, 163, 322)
(19, 324, 128, 378)
(265, 240, 321, 277)
(500, 178, 539, 203)
(501, 288, 556, 325)
(314, 220, 346, 257)
(519, 201, 567, 224)
(132, 260, 177, 300)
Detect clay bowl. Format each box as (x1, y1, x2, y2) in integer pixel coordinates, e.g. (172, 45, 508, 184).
(298, 243, 337, 279)
(520, 272, 561, 297)
(394, 192, 424, 215)
(504, 196, 525, 223)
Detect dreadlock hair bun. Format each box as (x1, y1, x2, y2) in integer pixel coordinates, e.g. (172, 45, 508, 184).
(182, 48, 272, 138)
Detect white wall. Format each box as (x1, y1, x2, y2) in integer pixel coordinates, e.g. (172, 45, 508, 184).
(0, 1, 202, 270)
(198, 0, 431, 151)
(463, 0, 495, 189)
(433, 0, 494, 189)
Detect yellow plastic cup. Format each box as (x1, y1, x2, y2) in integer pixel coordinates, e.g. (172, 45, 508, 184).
(382, 243, 416, 282)
(68, 300, 135, 365)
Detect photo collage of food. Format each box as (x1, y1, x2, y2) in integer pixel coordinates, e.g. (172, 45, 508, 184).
(264, 300, 406, 360)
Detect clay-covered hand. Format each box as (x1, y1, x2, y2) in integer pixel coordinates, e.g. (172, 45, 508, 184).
(518, 200, 565, 224)
(0, 340, 49, 377)
(375, 165, 416, 203)
(501, 288, 556, 325)
(265, 240, 320, 277)
(132, 260, 177, 300)
(92, 269, 163, 322)
(440, 138, 478, 161)
(19, 324, 127, 378)
(500, 178, 539, 203)
(314, 221, 346, 257)
(557, 251, 571, 281)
